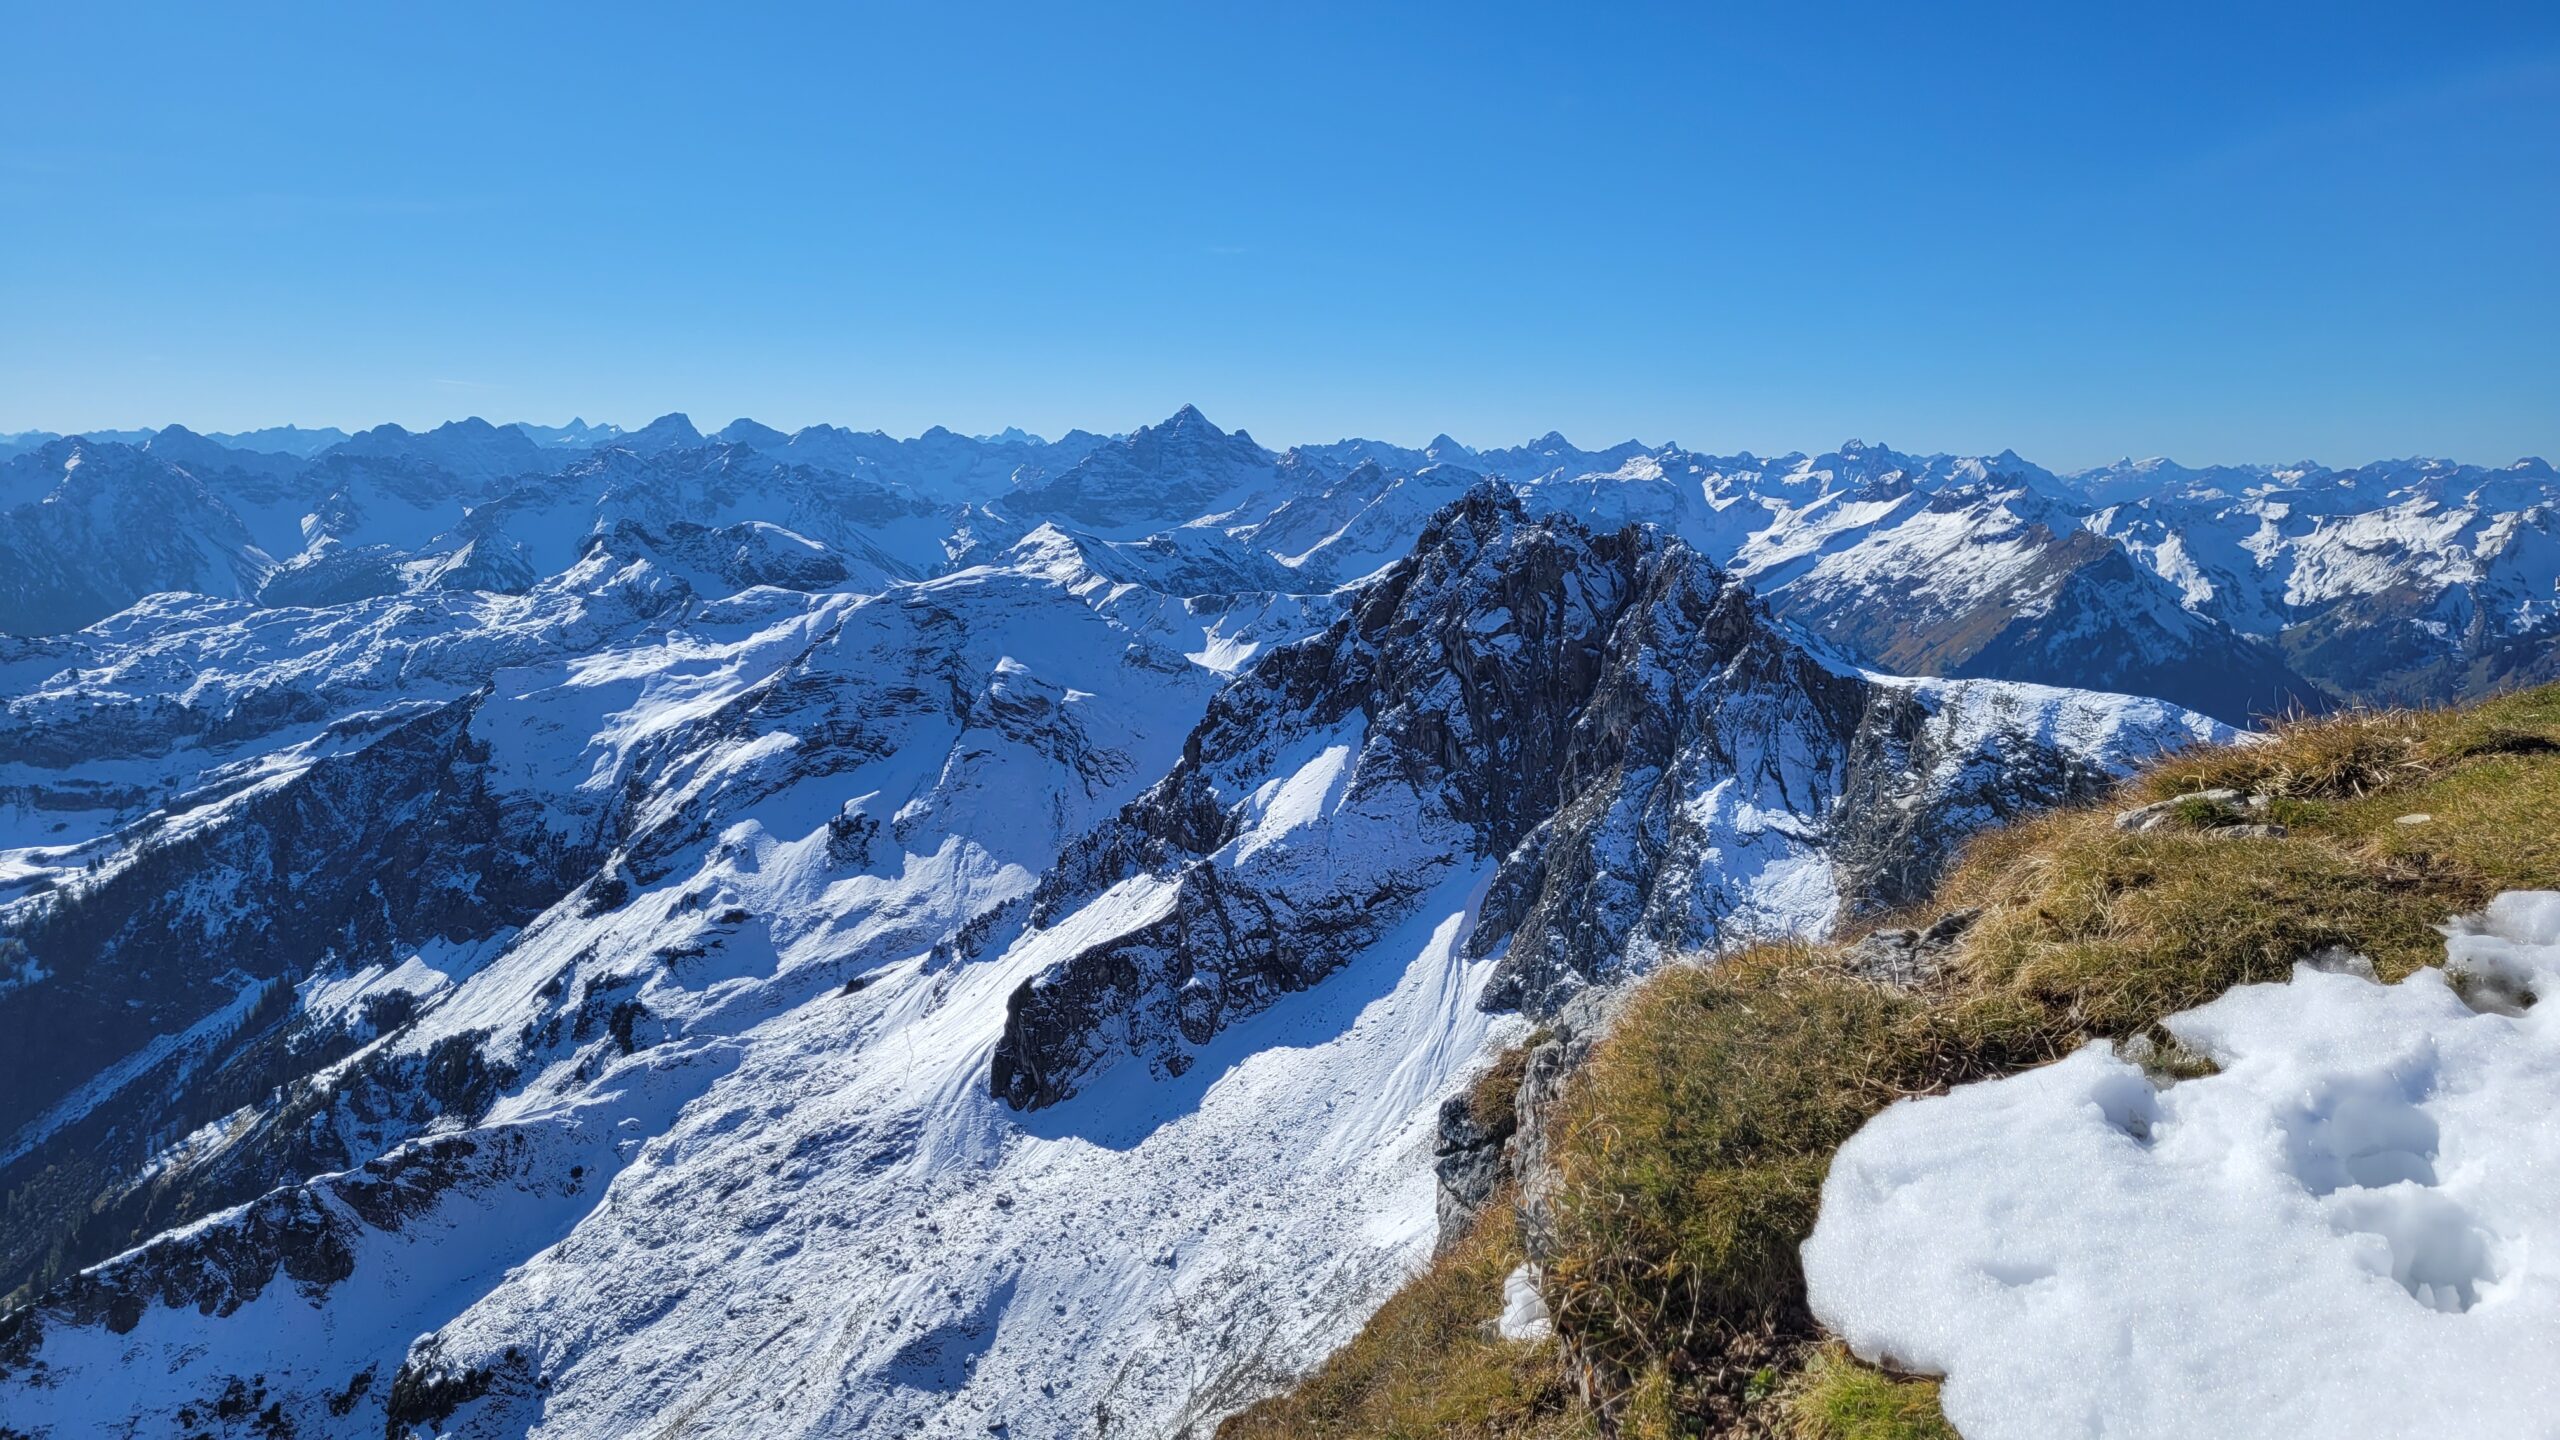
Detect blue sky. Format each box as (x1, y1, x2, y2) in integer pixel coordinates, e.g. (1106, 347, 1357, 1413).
(2, 1, 2554, 468)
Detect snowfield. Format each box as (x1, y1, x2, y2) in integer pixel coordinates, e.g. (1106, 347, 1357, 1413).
(1804, 891, 2560, 1440)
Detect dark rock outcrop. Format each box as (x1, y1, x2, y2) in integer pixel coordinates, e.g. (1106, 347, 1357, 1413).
(1432, 1089, 1518, 1246)
(994, 486, 1655, 1108)
(0, 1133, 498, 1387)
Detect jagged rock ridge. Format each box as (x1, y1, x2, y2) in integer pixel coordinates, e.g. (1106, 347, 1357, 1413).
(990, 488, 2213, 1110)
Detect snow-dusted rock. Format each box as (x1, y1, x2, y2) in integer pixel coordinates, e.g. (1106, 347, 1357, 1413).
(993, 488, 2226, 1107)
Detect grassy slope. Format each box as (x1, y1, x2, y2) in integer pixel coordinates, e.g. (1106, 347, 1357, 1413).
(1222, 682, 2560, 1439)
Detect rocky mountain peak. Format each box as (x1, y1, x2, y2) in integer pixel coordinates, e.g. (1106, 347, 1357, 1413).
(987, 485, 2214, 1110)
(619, 412, 706, 454)
(995, 404, 1278, 533)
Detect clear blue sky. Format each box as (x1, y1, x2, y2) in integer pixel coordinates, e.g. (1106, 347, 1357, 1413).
(3, 1, 2554, 468)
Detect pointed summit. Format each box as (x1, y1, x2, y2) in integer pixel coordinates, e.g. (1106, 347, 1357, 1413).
(1159, 403, 1222, 436)
(509, 417, 626, 448)
(1001, 404, 1275, 533)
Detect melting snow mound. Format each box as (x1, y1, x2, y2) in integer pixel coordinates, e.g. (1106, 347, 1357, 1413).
(1802, 891, 2560, 1439)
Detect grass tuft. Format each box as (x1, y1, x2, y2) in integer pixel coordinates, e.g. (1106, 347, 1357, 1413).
(1781, 1346, 1956, 1440)
(1540, 945, 1926, 1384)
(2138, 706, 2424, 800)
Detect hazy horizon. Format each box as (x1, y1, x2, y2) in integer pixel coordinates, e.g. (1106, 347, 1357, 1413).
(6, 403, 2552, 476)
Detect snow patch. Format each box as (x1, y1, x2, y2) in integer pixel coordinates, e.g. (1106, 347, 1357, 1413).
(1803, 891, 2560, 1439)
(1497, 1264, 1553, 1341)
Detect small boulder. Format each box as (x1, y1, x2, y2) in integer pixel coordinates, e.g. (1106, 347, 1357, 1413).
(2115, 788, 2242, 832)
(2115, 789, 2285, 837)
(1842, 906, 1982, 986)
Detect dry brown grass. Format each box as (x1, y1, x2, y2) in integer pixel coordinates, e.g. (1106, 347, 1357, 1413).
(2137, 705, 2428, 800)
(1466, 1029, 1550, 1130)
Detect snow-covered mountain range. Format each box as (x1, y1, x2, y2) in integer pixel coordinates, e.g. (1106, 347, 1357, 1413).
(5, 410, 2552, 717)
(0, 405, 2537, 1437)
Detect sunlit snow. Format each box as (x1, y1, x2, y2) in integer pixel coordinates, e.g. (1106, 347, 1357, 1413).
(1804, 892, 2560, 1439)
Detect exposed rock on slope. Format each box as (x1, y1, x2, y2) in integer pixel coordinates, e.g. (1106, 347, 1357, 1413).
(992, 488, 2226, 1109)
(1001, 403, 1278, 534)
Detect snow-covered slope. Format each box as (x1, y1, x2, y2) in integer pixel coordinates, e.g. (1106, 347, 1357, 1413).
(0, 467, 2228, 1438)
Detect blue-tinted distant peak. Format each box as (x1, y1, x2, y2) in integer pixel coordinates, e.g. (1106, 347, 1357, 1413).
(513, 418, 626, 449)
(715, 417, 791, 449)
(620, 412, 705, 453)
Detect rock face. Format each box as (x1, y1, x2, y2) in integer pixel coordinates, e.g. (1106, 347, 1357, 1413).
(990, 487, 1649, 1108)
(1506, 987, 1628, 1270)
(1432, 1087, 1519, 1245)
(991, 488, 2225, 1109)
(1003, 403, 1278, 534)
(0, 692, 606, 1305)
